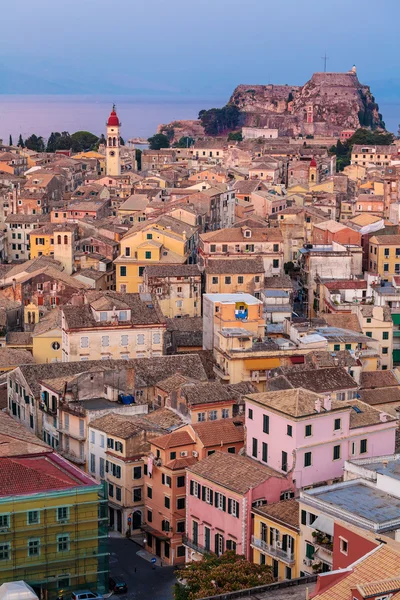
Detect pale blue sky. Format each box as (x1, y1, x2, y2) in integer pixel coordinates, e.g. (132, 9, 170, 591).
(1, 0, 400, 100)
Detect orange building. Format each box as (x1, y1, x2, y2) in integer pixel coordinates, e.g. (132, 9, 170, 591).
(312, 220, 361, 246)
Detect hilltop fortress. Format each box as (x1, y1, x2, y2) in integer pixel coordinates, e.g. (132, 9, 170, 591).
(229, 67, 384, 137)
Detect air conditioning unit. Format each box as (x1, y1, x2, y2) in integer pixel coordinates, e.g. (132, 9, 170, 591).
(180, 451, 188, 457)
(192, 451, 199, 458)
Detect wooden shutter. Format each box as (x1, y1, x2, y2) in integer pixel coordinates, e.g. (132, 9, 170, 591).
(228, 499, 232, 514)
(222, 495, 226, 512)
(214, 492, 219, 507)
(190, 480, 194, 496)
(202, 486, 206, 501)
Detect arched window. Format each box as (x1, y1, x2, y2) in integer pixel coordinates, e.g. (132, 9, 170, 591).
(27, 312, 31, 324)
(64, 235, 68, 245)
(108, 137, 112, 147)
(57, 235, 61, 245)
(32, 312, 36, 324)
(113, 137, 116, 147)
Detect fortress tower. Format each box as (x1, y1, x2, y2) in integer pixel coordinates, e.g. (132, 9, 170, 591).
(106, 105, 121, 176)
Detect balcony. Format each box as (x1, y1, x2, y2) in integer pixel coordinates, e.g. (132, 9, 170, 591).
(213, 364, 230, 381)
(57, 426, 86, 441)
(182, 535, 213, 555)
(58, 448, 85, 465)
(251, 536, 295, 565)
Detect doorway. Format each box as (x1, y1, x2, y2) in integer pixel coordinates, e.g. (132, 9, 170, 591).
(155, 538, 162, 557)
(132, 510, 142, 529)
(117, 510, 122, 533)
(109, 508, 114, 530)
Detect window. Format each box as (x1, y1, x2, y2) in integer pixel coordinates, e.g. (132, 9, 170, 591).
(147, 509, 152, 523)
(382, 347, 389, 354)
(384, 248, 390, 257)
(273, 259, 279, 268)
(383, 331, 389, 340)
(176, 520, 185, 534)
(197, 412, 205, 422)
(282, 451, 288, 472)
(285, 566, 292, 580)
(177, 497, 185, 510)
(137, 334, 145, 345)
(162, 520, 170, 532)
(225, 276, 231, 284)
(334, 344, 340, 351)
(287, 424, 292, 437)
(209, 410, 217, 421)
(28, 538, 40, 557)
(153, 332, 161, 345)
(99, 458, 105, 478)
(100, 435, 105, 448)
(90, 453, 96, 473)
(262, 442, 268, 463)
(162, 474, 172, 487)
(305, 424, 312, 437)
(177, 545, 185, 557)
(273, 244, 279, 252)
(101, 335, 109, 347)
(304, 452, 312, 467)
(210, 244, 216, 253)
(80, 336, 89, 348)
(139, 266, 145, 276)
(340, 537, 348, 555)
(366, 317, 372, 323)
(121, 335, 129, 346)
(366, 331, 372, 338)
(345, 343, 352, 350)
(119, 266, 127, 277)
(170, 452, 176, 460)
(133, 488, 142, 503)
(333, 445, 341, 460)
(116, 487, 122, 501)
(360, 439, 367, 454)
(260, 553, 266, 565)
(57, 535, 69, 552)
(384, 263, 389, 272)
(145, 251, 152, 259)
(238, 276, 244, 284)
(147, 233, 153, 239)
(334, 418, 341, 431)
(28, 511, 39, 526)
(306, 542, 315, 559)
(211, 276, 219, 285)
(222, 408, 229, 419)
(252, 437, 258, 458)
(0, 543, 10, 561)
(248, 408, 253, 420)
(57, 507, 69, 522)
(177, 475, 185, 487)
(147, 486, 153, 499)
(228, 446, 236, 454)
(216, 492, 226, 511)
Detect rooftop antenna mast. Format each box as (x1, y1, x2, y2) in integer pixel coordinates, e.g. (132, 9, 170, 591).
(321, 52, 329, 73)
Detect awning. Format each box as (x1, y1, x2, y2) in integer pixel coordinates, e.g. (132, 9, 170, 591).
(392, 314, 400, 325)
(141, 524, 169, 541)
(313, 515, 334, 536)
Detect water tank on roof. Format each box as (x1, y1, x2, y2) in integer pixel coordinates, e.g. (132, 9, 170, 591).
(119, 394, 135, 405)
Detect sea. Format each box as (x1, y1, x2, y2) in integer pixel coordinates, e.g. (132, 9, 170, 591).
(0, 95, 398, 142)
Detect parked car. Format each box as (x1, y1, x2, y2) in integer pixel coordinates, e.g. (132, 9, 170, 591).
(109, 576, 128, 594)
(71, 591, 103, 600)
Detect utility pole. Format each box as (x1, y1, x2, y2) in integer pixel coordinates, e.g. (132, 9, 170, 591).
(321, 52, 329, 72)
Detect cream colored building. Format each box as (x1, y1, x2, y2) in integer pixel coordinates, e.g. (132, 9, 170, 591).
(106, 106, 121, 176)
(355, 305, 394, 370)
(142, 264, 201, 318)
(61, 291, 166, 362)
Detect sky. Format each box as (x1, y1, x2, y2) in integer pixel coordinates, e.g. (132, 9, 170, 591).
(1, 0, 400, 103)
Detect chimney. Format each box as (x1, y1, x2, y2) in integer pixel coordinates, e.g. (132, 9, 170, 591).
(323, 394, 332, 411)
(315, 399, 322, 413)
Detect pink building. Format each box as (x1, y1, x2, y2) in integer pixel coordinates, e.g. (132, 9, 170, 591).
(185, 451, 294, 561)
(245, 388, 397, 489)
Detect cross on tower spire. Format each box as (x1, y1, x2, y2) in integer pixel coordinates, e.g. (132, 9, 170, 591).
(321, 52, 329, 73)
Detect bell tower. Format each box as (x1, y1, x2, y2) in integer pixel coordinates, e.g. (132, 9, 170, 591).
(106, 105, 121, 176)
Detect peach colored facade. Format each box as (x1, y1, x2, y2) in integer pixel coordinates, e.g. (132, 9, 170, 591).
(312, 224, 361, 246)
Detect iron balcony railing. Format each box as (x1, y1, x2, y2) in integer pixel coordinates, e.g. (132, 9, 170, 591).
(251, 536, 295, 564)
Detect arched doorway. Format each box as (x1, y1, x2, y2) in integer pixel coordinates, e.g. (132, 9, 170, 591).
(132, 510, 142, 529)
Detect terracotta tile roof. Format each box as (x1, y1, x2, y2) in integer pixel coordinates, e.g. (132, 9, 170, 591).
(306, 350, 359, 368)
(144, 264, 201, 278)
(164, 456, 198, 470)
(0, 412, 50, 457)
(269, 367, 358, 394)
(247, 388, 347, 418)
(152, 430, 194, 450)
(205, 257, 265, 275)
(322, 313, 363, 333)
(370, 234, 400, 245)
(191, 417, 244, 447)
(182, 382, 238, 406)
(141, 408, 185, 431)
(349, 399, 396, 428)
(324, 280, 367, 290)
(357, 576, 400, 597)
(200, 227, 283, 243)
(312, 545, 400, 600)
(156, 374, 194, 393)
(188, 451, 284, 494)
(253, 499, 299, 531)
(359, 387, 400, 406)
(0, 454, 92, 496)
(361, 370, 399, 389)
(89, 413, 162, 438)
(0, 348, 35, 368)
(264, 275, 293, 289)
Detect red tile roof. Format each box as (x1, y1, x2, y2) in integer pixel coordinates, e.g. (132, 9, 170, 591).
(0, 454, 94, 497)
(324, 280, 367, 290)
(151, 430, 195, 450)
(191, 417, 245, 447)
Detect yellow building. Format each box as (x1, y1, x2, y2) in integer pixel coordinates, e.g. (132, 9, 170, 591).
(369, 234, 400, 283)
(204, 258, 265, 296)
(142, 264, 201, 318)
(115, 215, 198, 293)
(251, 500, 300, 580)
(30, 224, 76, 275)
(32, 309, 62, 364)
(0, 412, 108, 599)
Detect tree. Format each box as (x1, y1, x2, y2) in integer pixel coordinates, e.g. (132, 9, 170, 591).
(120, 136, 125, 146)
(174, 136, 194, 148)
(9, 135, 12, 146)
(199, 104, 240, 135)
(148, 133, 170, 150)
(228, 131, 243, 142)
(329, 128, 395, 172)
(175, 551, 273, 600)
(24, 134, 45, 153)
(70, 130, 99, 153)
(17, 134, 24, 148)
(135, 149, 142, 171)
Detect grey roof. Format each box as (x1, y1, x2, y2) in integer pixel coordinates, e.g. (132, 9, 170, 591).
(144, 264, 201, 278)
(268, 367, 358, 393)
(205, 258, 265, 275)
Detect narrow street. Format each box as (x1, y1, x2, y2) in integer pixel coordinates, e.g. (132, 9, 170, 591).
(109, 536, 177, 600)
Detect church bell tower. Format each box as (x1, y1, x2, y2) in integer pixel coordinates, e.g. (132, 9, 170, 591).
(106, 105, 121, 176)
